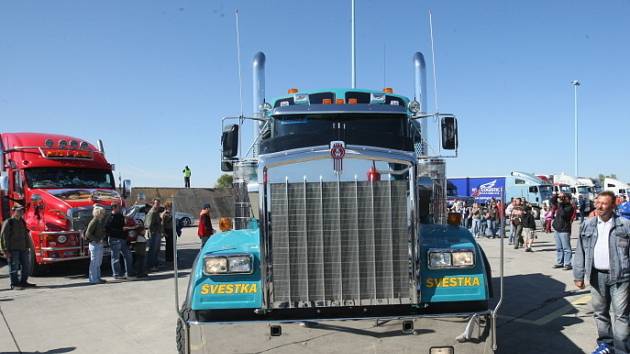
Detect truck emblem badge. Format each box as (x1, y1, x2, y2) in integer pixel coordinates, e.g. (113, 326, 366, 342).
(330, 141, 346, 173)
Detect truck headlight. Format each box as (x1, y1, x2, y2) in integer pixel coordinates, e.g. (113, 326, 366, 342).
(204, 254, 253, 275)
(228, 256, 252, 273)
(429, 252, 452, 269)
(452, 251, 474, 267)
(428, 249, 475, 269)
(204, 257, 228, 274)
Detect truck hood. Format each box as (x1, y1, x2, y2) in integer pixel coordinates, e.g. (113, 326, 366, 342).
(35, 188, 122, 209)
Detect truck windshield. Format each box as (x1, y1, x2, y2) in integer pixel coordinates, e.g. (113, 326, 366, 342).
(576, 186, 590, 194)
(25, 168, 115, 189)
(260, 113, 411, 153)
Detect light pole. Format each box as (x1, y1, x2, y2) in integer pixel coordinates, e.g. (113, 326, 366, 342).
(572, 80, 581, 177)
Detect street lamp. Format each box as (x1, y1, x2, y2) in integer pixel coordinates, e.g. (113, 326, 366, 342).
(572, 80, 581, 177)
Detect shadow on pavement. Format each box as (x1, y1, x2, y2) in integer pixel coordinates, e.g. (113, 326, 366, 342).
(491, 273, 587, 354)
(4, 347, 76, 354)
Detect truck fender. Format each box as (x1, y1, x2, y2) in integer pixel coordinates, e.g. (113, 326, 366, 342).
(479, 247, 493, 298)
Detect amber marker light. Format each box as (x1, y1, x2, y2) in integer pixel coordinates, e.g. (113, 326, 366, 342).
(383, 87, 394, 93)
(336, 98, 345, 104)
(348, 98, 358, 105)
(287, 88, 299, 94)
(322, 98, 333, 105)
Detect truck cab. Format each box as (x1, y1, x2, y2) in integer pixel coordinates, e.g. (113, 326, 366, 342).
(177, 52, 496, 354)
(0, 132, 139, 272)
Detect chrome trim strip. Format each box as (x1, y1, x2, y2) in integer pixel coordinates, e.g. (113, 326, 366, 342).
(408, 166, 418, 304)
(259, 145, 415, 170)
(271, 104, 408, 116)
(40, 231, 81, 235)
(40, 246, 81, 251)
(42, 256, 89, 262)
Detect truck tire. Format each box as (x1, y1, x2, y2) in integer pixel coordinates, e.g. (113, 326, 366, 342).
(176, 301, 193, 354)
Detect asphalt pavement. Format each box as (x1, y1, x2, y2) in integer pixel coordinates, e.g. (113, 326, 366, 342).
(0, 221, 596, 354)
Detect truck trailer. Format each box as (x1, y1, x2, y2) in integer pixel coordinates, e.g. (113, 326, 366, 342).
(0, 132, 140, 273)
(448, 171, 551, 214)
(174, 50, 502, 354)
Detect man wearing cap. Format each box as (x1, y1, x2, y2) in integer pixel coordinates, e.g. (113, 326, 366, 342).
(1, 205, 36, 290)
(197, 204, 214, 247)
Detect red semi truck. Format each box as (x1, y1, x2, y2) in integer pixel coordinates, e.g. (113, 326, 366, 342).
(0, 132, 140, 273)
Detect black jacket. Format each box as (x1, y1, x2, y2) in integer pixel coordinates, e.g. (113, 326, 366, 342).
(522, 211, 536, 229)
(551, 197, 574, 233)
(105, 213, 126, 239)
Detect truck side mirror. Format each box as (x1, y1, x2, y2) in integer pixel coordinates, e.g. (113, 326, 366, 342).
(122, 179, 132, 199)
(441, 116, 458, 150)
(0, 176, 7, 191)
(222, 125, 239, 159)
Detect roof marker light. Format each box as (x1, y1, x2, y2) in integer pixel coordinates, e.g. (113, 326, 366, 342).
(80, 141, 89, 150)
(383, 87, 394, 93)
(287, 88, 299, 94)
(322, 98, 333, 105)
(348, 98, 358, 105)
(336, 98, 345, 104)
(45, 139, 54, 148)
(58, 140, 68, 149)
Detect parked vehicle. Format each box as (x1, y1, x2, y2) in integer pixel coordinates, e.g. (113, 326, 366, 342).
(175, 51, 499, 353)
(125, 204, 196, 227)
(0, 133, 141, 273)
(448, 171, 551, 216)
(604, 177, 629, 196)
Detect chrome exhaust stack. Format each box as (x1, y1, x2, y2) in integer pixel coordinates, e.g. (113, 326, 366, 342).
(413, 52, 428, 156)
(252, 52, 266, 158)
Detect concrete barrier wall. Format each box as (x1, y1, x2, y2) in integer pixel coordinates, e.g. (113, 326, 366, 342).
(128, 187, 235, 218)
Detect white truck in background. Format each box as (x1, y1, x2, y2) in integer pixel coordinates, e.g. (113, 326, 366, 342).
(604, 177, 629, 196)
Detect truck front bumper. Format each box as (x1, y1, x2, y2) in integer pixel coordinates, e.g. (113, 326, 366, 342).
(184, 308, 493, 354)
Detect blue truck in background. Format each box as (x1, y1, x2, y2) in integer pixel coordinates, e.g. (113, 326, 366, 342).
(448, 171, 552, 216)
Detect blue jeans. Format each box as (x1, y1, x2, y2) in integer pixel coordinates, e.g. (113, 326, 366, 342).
(554, 232, 572, 266)
(109, 238, 134, 277)
(146, 231, 162, 268)
(591, 270, 630, 353)
(88, 241, 104, 283)
(485, 219, 496, 237)
(8, 249, 30, 286)
(470, 219, 481, 236)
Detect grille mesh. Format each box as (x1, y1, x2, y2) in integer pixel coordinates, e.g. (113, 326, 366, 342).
(269, 179, 410, 308)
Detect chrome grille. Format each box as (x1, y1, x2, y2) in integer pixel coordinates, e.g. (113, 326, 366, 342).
(269, 179, 411, 308)
(69, 206, 112, 233)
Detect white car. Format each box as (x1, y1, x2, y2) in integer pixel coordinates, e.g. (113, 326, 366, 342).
(125, 204, 196, 227)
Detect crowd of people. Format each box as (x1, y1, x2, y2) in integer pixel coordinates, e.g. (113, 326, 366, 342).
(1, 198, 217, 289)
(451, 191, 630, 354)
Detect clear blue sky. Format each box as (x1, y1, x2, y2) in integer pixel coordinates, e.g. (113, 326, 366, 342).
(1, 1, 629, 187)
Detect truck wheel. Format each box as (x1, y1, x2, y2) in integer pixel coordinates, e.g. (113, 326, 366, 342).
(176, 301, 193, 354)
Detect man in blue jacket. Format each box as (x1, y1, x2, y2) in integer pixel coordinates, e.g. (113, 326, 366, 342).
(574, 191, 630, 354)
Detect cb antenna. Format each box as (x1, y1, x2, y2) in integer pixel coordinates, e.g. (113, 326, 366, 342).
(235, 9, 244, 159)
(429, 10, 440, 113)
(351, 0, 356, 88)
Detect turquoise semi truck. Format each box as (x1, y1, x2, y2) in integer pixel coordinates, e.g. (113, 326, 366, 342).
(174, 51, 502, 354)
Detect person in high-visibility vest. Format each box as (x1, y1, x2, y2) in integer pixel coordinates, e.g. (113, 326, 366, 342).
(182, 166, 191, 188)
